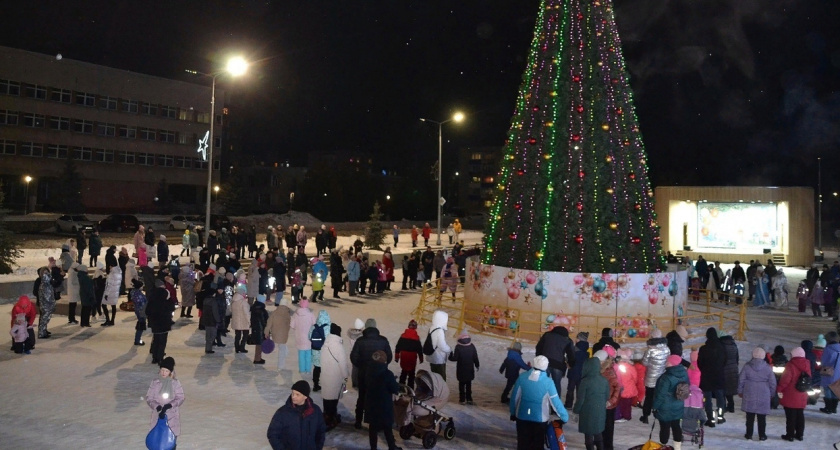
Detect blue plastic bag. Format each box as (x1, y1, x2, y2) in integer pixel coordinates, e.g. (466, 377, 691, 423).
(146, 416, 176, 450)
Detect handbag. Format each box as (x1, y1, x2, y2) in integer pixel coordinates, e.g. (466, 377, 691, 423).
(145, 416, 176, 450)
(821, 366, 835, 377)
(830, 377, 840, 398)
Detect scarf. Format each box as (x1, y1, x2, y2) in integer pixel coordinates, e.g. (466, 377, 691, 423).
(528, 368, 542, 382)
(159, 376, 174, 401)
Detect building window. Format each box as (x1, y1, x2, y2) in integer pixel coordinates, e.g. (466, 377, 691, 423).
(141, 102, 158, 116)
(213, 160, 220, 170)
(122, 100, 138, 113)
(178, 110, 193, 121)
(97, 123, 116, 137)
(175, 156, 190, 168)
(99, 96, 118, 110)
(119, 126, 137, 139)
(136, 152, 154, 166)
(159, 130, 175, 143)
(140, 128, 156, 141)
(0, 79, 21, 96)
(25, 84, 47, 99)
(157, 155, 174, 167)
(162, 105, 177, 119)
(214, 136, 221, 148)
(471, 153, 482, 160)
(215, 114, 222, 125)
(196, 112, 210, 124)
(49, 116, 70, 131)
(0, 140, 15, 155)
(74, 119, 93, 134)
(20, 142, 44, 157)
(118, 151, 135, 164)
(194, 158, 208, 169)
(23, 113, 45, 128)
(75, 92, 96, 107)
(72, 147, 93, 161)
(46, 145, 68, 159)
(0, 110, 18, 125)
(51, 88, 72, 103)
(94, 149, 114, 163)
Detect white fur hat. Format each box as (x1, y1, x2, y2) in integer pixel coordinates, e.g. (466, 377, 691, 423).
(533, 355, 549, 371)
(354, 318, 364, 330)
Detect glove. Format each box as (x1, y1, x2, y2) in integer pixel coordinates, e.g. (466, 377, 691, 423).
(510, 415, 517, 421)
(161, 404, 172, 412)
(156, 405, 162, 412)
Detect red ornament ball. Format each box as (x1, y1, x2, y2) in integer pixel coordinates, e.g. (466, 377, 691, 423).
(572, 75, 581, 82)
(533, 106, 540, 112)
(616, 108, 623, 115)
(611, 78, 619, 84)
(576, 105, 584, 114)
(528, 138, 537, 145)
(578, 171, 585, 179)
(577, 12, 584, 20)
(514, 202, 522, 210)
(576, 202, 583, 211)
(517, 170, 525, 176)
(509, 233, 517, 240)
(634, 203, 642, 210)
(574, 235, 584, 244)
(571, 134, 581, 142)
(631, 237, 641, 244)
(628, 172, 636, 180)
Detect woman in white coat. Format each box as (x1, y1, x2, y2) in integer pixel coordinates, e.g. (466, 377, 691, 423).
(230, 284, 251, 353)
(428, 309, 451, 380)
(124, 258, 139, 293)
(65, 261, 81, 324)
(102, 265, 121, 326)
(290, 299, 316, 375)
(320, 323, 350, 429)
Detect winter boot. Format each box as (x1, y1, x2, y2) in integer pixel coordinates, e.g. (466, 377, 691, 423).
(820, 398, 838, 414)
(672, 442, 681, 450)
(717, 408, 726, 424)
(186, 306, 193, 318)
(180, 307, 186, 318)
(705, 410, 716, 428)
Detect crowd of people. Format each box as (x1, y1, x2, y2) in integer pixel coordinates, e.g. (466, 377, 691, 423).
(10, 223, 840, 449)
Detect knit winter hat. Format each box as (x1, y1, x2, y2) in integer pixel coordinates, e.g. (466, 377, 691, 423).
(291, 380, 310, 397)
(533, 355, 549, 371)
(300, 299, 309, 309)
(330, 323, 342, 336)
(160, 235, 166, 241)
(593, 350, 609, 362)
(632, 349, 645, 361)
(816, 334, 827, 348)
(256, 294, 266, 303)
(132, 279, 143, 288)
(752, 347, 767, 359)
(791, 347, 806, 359)
(651, 329, 663, 339)
(603, 345, 616, 358)
(354, 318, 364, 330)
(511, 342, 523, 351)
(159, 357, 175, 372)
(458, 330, 470, 340)
(408, 320, 418, 329)
(666, 355, 683, 367)
(365, 318, 377, 330)
(576, 331, 589, 341)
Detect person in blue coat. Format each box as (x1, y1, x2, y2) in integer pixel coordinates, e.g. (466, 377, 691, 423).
(500, 341, 530, 404)
(820, 331, 840, 413)
(510, 355, 569, 450)
(267, 380, 326, 450)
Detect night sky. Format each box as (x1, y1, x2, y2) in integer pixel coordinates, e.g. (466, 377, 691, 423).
(2, 1, 839, 190)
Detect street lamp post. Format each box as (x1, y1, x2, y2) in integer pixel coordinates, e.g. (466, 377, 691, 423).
(23, 175, 32, 215)
(187, 56, 248, 235)
(421, 112, 464, 246)
(213, 185, 220, 201)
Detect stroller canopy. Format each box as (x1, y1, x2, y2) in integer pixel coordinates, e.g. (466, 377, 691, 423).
(414, 370, 450, 409)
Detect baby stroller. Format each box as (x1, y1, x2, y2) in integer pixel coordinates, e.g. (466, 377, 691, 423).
(395, 369, 456, 448)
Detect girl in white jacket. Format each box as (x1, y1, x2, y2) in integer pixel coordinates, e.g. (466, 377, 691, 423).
(428, 310, 451, 380)
(102, 265, 122, 326)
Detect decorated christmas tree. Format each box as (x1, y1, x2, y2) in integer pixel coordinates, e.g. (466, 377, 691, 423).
(483, 0, 663, 273)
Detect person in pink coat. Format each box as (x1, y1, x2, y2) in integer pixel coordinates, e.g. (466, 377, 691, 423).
(614, 349, 638, 421)
(290, 299, 316, 374)
(778, 347, 811, 441)
(146, 357, 185, 439)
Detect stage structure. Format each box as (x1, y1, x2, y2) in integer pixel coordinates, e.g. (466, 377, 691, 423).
(466, 0, 686, 342)
(654, 186, 814, 267)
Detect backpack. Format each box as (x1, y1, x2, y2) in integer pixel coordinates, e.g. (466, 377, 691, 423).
(674, 382, 691, 401)
(423, 328, 440, 356)
(795, 371, 812, 392)
(310, 323, 328, 350)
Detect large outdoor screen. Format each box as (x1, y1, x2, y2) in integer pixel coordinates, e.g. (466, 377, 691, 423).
(697, 202, 777, 250)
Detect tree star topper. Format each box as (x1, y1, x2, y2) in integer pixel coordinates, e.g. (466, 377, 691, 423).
(196, 130, 210, 161)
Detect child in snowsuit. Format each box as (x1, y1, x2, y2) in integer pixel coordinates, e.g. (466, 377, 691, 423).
(291, 268, 303, 304)
(10, 313, 29, 354)
(565, 332, 590, 407)
(499, 341, 530, 404)
(449, 330, 480, 404)
(394, 319, 424, 388)
(614, 348, 638, 421)
(633, 350, 647, 407)
(682, 350, 707, 443)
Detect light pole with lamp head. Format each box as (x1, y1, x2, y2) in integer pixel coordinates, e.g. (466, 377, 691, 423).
(23, 175, 32, 215)
(186, 56, 248, 235)
(420, 112, 464, 246)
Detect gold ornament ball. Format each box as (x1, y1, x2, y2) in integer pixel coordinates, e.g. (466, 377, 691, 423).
(601, 124, 609, 131)
(609, 222, 618, 230)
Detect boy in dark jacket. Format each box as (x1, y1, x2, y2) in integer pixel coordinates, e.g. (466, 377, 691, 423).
(365, 350, 401, 450)
(202, 287, 223, 354)
(566, 332, 590, 407)
(394, 320, 424, 388)
(499, 341, 530, 404)
(267, 380, 326, 450)
(449, 330, 480, 404)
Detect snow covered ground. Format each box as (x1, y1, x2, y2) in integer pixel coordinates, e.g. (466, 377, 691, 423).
(2, 232, 840, 449)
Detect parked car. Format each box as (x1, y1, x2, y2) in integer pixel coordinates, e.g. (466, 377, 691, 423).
(98, 214, 140, 232)
(168, 215, 197, 231)
(55, 214, 96, 233)
(195, 214, 231, 231)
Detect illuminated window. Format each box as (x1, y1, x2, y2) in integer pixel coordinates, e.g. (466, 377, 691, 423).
(197, 112, 210, 124)
(178, 110, 192, 121)
(471, 153, 482, 160)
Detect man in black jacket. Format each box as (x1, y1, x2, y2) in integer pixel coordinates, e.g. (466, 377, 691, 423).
(146, 279, 175, 364)
(697, 327, 728, 426)
(535, 326, 576, 399)
(349, 318, 392, 429)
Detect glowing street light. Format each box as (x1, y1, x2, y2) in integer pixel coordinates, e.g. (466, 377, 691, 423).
(186, 56, 249, 234)
(420, 111, 465, 246)
(23, 175, 32, 215)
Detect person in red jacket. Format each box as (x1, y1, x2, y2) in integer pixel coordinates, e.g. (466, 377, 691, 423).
(394, 320, 424, 388)
(10, 295, 37, 351)
(778, 347, 811, 442)
(632, 349, 647, 407)
(421, 223, 432, 247)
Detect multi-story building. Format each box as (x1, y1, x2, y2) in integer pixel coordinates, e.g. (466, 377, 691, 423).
(455, 145, 502, 214)
(0, 45, 225, 213)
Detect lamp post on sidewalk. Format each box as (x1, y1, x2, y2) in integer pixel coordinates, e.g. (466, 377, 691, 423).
(186, 56, 248, 234)
(23, 175, 32, 215)
(420, 112, 465, 246)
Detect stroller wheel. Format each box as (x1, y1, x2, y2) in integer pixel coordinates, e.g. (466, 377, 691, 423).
(422, 431, 437, 449)
(443, 421, 456, 440)
(399, 424, 415, 440)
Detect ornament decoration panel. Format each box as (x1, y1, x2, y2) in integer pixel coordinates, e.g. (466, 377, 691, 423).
(483, 0, 663, 273)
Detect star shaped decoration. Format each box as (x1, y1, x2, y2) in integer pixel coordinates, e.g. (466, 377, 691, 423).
(196, 130, 210, 161)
